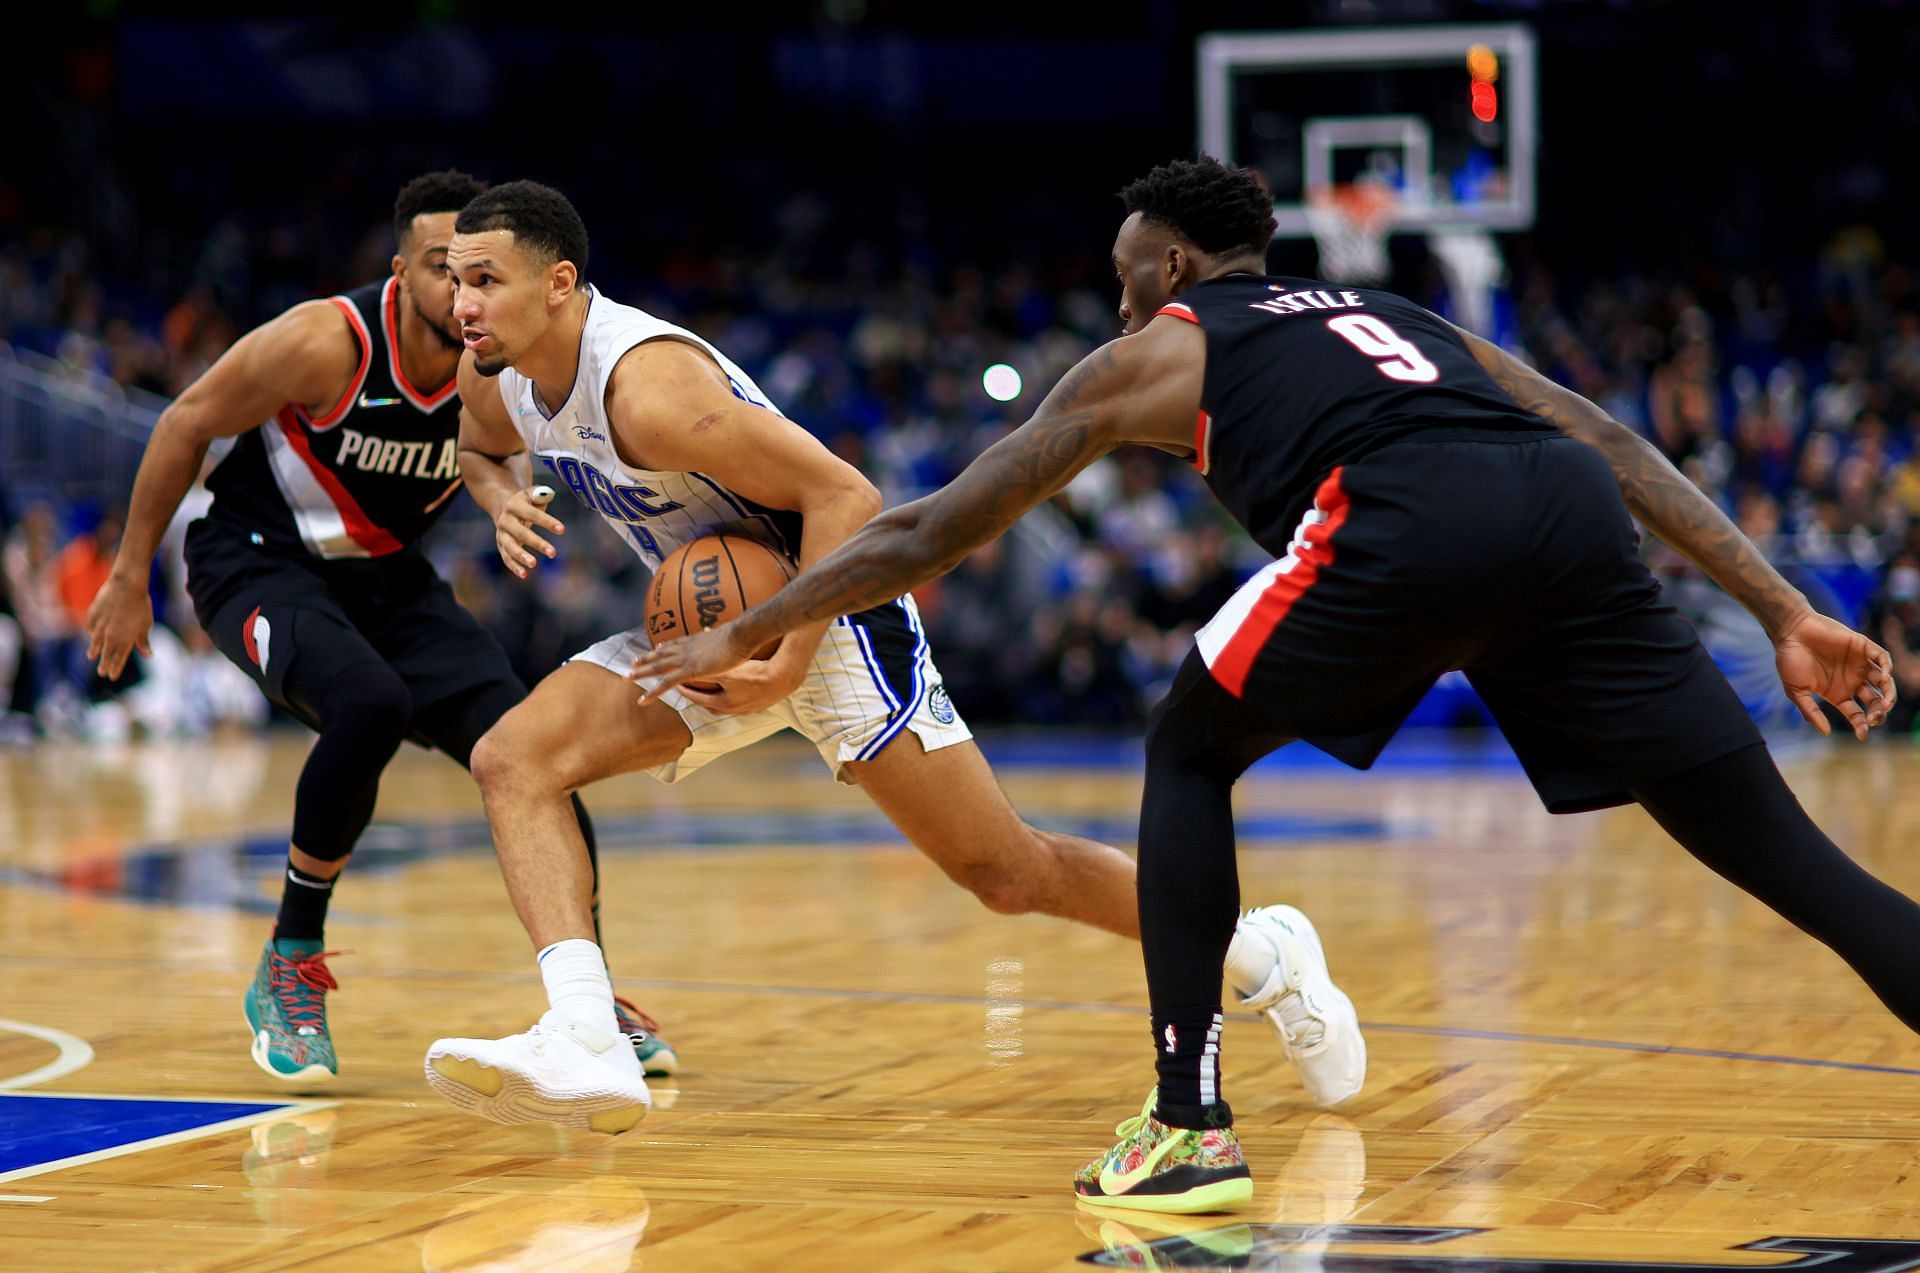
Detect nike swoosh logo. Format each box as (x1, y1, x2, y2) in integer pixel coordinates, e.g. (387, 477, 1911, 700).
(357, 393, 402, 408)
(1098, 1132, 1183, 1196)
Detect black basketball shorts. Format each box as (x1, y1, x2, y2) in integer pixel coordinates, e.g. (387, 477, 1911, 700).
(1192, 434, 1764, 812)
(183, 518, 522, 737)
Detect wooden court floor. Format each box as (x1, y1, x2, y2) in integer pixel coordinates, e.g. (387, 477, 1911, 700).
(5, 728, 1920, 1270)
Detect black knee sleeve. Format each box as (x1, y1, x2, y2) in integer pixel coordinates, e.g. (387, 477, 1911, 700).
(289, 664, 412, 862)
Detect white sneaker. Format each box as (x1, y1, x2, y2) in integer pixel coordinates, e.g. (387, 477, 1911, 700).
(424, 1012, 652, 1135)
(1226, 905, 1366, 1107)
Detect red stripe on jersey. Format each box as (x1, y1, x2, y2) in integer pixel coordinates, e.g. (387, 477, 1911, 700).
(1156, 303, 1200, 324)
(1192, 409, 1213, 474)
(382, 276, 458, 411)
(303, 297, 373, 430)
(273, 406, 404, 556)
(1207, 467, 1350, 697)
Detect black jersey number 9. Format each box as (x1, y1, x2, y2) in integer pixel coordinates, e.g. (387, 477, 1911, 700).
(1326, 314, 1440, 384)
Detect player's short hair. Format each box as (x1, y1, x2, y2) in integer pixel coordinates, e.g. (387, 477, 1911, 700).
(1119, 157, 1277, 258)
(392, 170, 488, 248)
(454, 180, 589, 282)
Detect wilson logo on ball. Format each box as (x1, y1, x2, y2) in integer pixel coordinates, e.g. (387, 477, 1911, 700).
(690, 555, 728, 630)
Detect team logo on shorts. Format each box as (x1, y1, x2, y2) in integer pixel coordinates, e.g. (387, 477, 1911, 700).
(928, 685, 955, 724)
(241, 606, 272, 675)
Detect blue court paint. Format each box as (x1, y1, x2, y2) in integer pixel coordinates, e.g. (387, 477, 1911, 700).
(4, 809, 1409, 910)
(975, 727, 1529, 772)
(0, 1095, 291, 1177)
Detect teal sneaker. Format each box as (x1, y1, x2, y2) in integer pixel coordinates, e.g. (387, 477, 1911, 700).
(243, 937, 340, 1084)
(1074, 1092, 1253, 1214)
(614, 996, 679, 1078)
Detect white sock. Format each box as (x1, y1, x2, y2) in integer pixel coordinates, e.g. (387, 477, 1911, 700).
(537, 939, 618, 1037)
(1224, 921, 1287, 1001)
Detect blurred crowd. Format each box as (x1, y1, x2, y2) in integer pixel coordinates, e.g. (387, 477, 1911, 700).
(5, 215, 1920, 740)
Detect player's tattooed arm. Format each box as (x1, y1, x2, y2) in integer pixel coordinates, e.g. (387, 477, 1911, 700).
(737, 406, 1111, 645)
(629, 346, 1129, 692)
(1459, 323, 1893, 735)
(1453, 325, 1815, 640)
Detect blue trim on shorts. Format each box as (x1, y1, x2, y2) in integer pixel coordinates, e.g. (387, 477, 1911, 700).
(856, 599, 930, 761)
(849, 617, 901, 714)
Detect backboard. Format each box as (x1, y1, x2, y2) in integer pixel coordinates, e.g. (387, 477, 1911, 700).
(1197, 24, 1539, 240)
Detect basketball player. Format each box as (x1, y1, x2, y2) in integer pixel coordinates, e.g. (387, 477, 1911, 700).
(630, 157, 1913, 1212)
(419, 181, 1361, 1131)
(84, 172, 675, 1086)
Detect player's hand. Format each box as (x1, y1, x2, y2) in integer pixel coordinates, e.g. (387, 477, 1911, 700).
(84, 571, 154, 680)
(496, 485, 564, 580)
(628, 627, 756, 709)
(1774, 610, 1896, 741)
(676, 654, 805, 716)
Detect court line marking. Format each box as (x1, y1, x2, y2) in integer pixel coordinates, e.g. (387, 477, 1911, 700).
(0, 1098, 338, 1186)
(1, 956, 1914, 1081)
(578, 977, 1920, 1080)
(0, 1194, 55, 1204)
(0, 1018, 95, 1092)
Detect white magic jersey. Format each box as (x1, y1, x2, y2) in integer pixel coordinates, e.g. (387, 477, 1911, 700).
(499, 286, 800, 568)
(500, 286, 971, 785)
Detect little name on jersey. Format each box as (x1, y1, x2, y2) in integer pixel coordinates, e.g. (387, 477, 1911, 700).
(1250, 288, 1368, 317)
(336, 428, 460, 480)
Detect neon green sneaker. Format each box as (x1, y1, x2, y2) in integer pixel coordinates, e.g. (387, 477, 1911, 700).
(243, 937, 340, 1084)
(1074, 1092, 1253, 1214)
(614, 996, 679, 1078)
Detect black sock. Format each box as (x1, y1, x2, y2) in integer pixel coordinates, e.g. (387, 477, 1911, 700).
(1152, 1008, 1233, 1128)
(274, 861, 336, 942)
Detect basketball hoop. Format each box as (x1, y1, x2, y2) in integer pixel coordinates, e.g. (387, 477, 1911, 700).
(1306, 183, 1396, 286)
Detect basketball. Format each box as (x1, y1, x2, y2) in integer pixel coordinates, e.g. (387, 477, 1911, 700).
(644, 534, 794, 686)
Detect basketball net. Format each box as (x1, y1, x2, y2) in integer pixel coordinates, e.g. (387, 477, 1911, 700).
(1306, 183, 1396, 286)
(1426, 227, 1505, 337)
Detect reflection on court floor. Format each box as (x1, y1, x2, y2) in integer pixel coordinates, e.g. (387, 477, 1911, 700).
(3, 730, 1919, 1271)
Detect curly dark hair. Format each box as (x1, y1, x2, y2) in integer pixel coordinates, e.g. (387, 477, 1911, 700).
(1118, 157, 1276, 257)
(454, 180, 590, 282)
(392, 170, 488, 248)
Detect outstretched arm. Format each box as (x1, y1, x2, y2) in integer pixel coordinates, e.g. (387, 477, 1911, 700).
(738, 402, 1107, 635)
(626, 329, 1194, 699)
(1454, 324, 1894, 737)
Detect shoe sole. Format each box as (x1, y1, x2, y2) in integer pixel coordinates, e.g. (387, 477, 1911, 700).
(423, 1050, 649, 1135)
(636, 1044, 679, 1079)
(1253, 906, 1366, 1109)
(1074, 1176, 1254, 1215)
(242, 1008, 335, 1086)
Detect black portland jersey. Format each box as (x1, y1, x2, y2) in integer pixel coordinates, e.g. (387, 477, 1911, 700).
(204, 277, 463, 559)
(1160, 274, 1555, 557)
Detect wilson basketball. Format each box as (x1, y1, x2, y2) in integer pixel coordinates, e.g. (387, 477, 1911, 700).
(644, 534, 794, 686)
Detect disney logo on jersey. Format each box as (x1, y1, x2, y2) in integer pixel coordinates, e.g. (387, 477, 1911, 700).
(546, 456, 685, 525)
(336, 429, 461, 480)
(572, 424, 609, 443)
